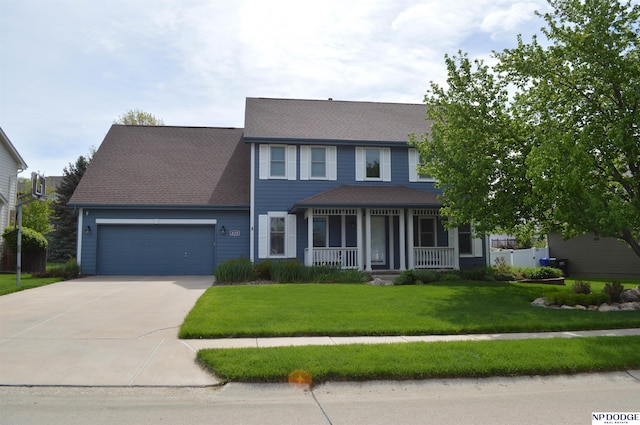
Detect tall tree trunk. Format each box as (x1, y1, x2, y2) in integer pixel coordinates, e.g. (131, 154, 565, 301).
(620, 228, 640, 260)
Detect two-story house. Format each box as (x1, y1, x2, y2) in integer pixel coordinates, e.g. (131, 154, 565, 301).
(0, 127, 28, 257)
(69, 97, 487, 275)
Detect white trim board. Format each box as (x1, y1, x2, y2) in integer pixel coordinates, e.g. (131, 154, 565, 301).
(95, 219, 217, 225)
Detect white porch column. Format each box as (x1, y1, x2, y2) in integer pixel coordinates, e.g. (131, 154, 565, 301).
(399, 210, 406, 270)
(389, 214, 395, 270)
(407, 209, 414, 269)
(448, 225, 460, 270)
(306, 209, 314, 266)
(357, 209, 364, 270)
(365, 208, 372, 271)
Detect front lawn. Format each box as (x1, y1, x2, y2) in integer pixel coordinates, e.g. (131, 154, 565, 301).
(179, 280, 640, 338)
(197, 336, 640, 384)
(0, 274, 63, 296)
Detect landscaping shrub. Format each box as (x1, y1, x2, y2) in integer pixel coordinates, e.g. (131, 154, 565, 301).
(413, 270, 441, 284)
(459, 267, 495, 281)
(544, 290, 610, 307)
(313, 268, 370, 284)
(270, 260, 308, 282)
(572, 281, 591, 295)
(214, 258, 257, 283)
(254, 260, 272, 280)
(2, 226, 48, 251)
(32, 257, 80, 280)
(603, 281, 624, 303)
(393, 270, 416, 285)
(522, 266, 563, 279)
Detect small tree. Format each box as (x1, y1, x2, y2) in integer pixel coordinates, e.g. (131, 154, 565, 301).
(114, 109, 165, 126)
(48, 155, 91, 262)
(412, 0, 640, 259)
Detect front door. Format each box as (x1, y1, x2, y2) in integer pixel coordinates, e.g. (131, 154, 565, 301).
(370, 216, 386, 267)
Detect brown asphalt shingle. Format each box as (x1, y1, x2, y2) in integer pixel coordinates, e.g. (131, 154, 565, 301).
(245, 97, 430, 143)
(69, 125, 249, 206)
(294, 185, 442, 208)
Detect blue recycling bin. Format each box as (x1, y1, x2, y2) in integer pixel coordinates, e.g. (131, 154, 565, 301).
(539, 258, 551, 267)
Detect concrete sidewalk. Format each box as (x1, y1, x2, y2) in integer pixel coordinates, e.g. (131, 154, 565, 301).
(185, 328, 640, 351)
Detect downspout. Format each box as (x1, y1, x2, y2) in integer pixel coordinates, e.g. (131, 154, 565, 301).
(249, 142, 255, 262)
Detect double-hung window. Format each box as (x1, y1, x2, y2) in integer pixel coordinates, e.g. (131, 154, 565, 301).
(408, 148, 435, 182)
(259, 145, 297, 180)
(419, 217, 436, 247)
(313, 217, 328, 247)
(300, 146, 337, 180)
(458, 223, 484, 257)
(355, 147, 391, 181)
(258, 212, 297, 258)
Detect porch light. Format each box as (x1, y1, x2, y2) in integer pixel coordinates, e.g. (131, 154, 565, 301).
(85, 225, 91, 234)
(220, 226, 226, 235)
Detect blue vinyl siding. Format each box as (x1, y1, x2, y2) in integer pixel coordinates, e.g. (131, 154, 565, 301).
(252, 143, 448, 264)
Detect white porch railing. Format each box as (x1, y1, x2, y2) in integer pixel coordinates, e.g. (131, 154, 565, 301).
(305, 248, 359, 269)
(413, 247, 456, 269)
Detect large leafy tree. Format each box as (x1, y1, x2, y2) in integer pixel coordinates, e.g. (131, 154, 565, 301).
(114, 109, 165, 126)
(413, 0, 640, 258)
(48, 155, 91, 262)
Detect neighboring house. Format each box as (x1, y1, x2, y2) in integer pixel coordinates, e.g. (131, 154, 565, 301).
(0, 127, 28, 256)
(548, 233, 639, 279)
(69, 98, 487, 276)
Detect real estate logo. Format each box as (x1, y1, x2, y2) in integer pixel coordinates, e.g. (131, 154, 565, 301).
(592, 413, 640, 425)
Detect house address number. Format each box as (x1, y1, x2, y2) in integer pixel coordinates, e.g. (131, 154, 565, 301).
(229, 230, 241, 237)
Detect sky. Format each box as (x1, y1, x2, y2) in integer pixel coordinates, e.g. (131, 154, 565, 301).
(1, 0, 550, 177)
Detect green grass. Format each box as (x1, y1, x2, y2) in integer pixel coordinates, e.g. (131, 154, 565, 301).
(0, 273, 63, 296)
(197, 336, 640, 384)
(179, 281, 640, 338)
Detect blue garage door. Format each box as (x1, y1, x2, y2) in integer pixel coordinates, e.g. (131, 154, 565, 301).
(97, 225, 215, 275)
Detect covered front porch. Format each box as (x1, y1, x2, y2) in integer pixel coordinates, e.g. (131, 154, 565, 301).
(294, 185, 460, 272)
(303, 207, 459, 271)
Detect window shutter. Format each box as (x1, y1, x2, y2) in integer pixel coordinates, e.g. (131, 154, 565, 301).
(259, 145, 269, 180)
(327, 146, 337, 180)
(408, 149, 418, 182)
(286, 214, 297, 257)
(287, 145, 297, 180)
(473, 236, 484, 258)
(355, 147, 365, 181)
(258, 214, 268, 258)
(382, 148, 391, 182)
(300, 146, 309, 180)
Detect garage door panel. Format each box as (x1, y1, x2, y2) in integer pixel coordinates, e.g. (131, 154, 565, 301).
(97, 225, 215, 275)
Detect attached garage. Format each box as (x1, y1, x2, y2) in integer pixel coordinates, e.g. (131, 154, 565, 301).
(95, 219, 216, 275)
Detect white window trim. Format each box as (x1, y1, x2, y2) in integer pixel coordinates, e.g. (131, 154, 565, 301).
(259, 144, 297, 180)
(258, 212, 297, 259)
(408, 148, 436, 182)
(355, 147, 391, 182)
(300, 146, 337, 181)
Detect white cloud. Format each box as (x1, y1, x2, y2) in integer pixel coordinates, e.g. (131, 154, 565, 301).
(0, 0, 548, 175)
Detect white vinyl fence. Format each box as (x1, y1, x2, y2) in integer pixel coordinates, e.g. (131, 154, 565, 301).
(489, 247, 549, 268)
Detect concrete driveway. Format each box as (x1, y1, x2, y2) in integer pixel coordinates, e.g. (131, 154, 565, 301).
(0, 276, 219, 386)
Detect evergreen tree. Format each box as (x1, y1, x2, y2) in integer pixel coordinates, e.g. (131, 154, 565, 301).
(48, 155, 91, 262)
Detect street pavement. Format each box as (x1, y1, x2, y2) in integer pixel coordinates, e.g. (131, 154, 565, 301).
(0, 276, 638, 424)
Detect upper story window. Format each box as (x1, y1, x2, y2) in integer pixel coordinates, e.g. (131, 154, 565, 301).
(259, 144, 297, 180)
(300, 146, 337, 180)
(270, 146, 286, 177)
(355, 147, 391, 182)
(408, 148, 435, 182)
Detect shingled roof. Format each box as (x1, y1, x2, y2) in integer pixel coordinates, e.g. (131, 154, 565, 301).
(244, 97, 429, 143)
(69, 125, 249, 207)
(292, 185, 442, 210)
